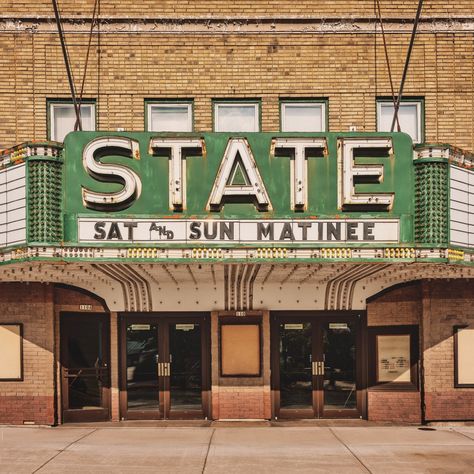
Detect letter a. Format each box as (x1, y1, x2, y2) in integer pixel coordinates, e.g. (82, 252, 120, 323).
(207, 138, 272, 211)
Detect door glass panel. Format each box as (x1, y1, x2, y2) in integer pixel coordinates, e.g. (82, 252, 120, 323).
(126, 323, 159, 410)
(280, 322, 313, 409)
(66, 318, 103, 409)
(170, 323, 202, 410)
(322, 322, 357, 410)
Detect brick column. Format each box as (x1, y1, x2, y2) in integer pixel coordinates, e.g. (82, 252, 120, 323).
(211, 310, 271, 420)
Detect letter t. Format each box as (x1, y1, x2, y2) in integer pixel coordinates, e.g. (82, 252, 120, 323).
(149, 138, 203, 211)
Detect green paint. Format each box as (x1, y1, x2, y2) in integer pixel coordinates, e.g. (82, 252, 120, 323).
(63, 131, 415, 245)
(28, 157, 63, 244)
(227, 159, 249, 186)
(414, 160, 449, 246)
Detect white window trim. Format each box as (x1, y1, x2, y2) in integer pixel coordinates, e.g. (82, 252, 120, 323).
(146, 102, 193, 132)
(376, 100, 422, 144)
(49, 102, 96, 142)
(281, 101, 327, 132)
(214, 102, 260, 132)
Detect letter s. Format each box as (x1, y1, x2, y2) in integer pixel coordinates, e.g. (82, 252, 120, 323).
(189, 222, 202, 240)
(82, 137, 142, 210)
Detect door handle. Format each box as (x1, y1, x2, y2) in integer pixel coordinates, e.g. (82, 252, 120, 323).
(312, 361, 325, 376)
(158, 362, 171, 377)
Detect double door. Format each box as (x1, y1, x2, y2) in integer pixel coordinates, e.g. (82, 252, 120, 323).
(271, 313, 364, 419)
(120, 314, 210, 419)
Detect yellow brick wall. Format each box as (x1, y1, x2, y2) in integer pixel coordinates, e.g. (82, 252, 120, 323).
(1, 1, 473, 17)
(0, 4, 473, 151)
(0, 283, 55, 424)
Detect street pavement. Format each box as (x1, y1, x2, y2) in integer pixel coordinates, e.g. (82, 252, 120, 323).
(1, 423, 474, 473)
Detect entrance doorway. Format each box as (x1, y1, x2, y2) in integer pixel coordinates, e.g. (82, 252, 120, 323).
(119, 313, 210, 420)
(60, 313, 111, 422)
(271, 312, 365, 419)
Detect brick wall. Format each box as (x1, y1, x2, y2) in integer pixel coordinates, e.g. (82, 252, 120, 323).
(0, 283, 55, 425)
(367, 282, 422, 326)
(0, 283, 109, 425)
(0, 5, 474, 151)
(368, 392, 421, 423)
(422, 280, 474, 421)
(212, 387, 271, 420)
(367, 279, 474, 423)
(367, 282, 422, 423)
(2, 1, 473, 17)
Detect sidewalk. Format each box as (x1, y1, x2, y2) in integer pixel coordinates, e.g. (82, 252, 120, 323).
(1, 423, 473, 473)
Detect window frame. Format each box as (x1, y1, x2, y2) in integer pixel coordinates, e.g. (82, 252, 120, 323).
(376, 97, 424, 144)
(145, 99, 194, 132)
(0, 323, 24, 382)
(213, 100, 261, 132)
(454, 325, 474, 388)
(47, 99, 96, 142)
(280, 98, 328, 132)
(219, 316, 262, 378)
(368, 325, 419, 391)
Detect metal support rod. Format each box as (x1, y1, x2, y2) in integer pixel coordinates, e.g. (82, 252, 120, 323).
(375, 0, 400, 131)
(74, 0, 99, 131)
(51, 0, 82, 131)
(390, 0, 424, 132)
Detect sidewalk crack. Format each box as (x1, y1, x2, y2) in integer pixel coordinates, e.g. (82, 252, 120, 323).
(328, 427, 372, 474)
(32, 428, 98, 473)
(201, 428, 216, 474)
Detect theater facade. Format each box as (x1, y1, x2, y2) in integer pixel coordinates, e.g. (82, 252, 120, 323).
(0, 130, 473, 424)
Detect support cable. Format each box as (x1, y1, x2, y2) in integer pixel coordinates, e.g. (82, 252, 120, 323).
(97, 0, 101, 125)
(375, 0, 400, 131)
(74, 0, 99, 131)
(390, 0, 424, 132)
(51, 0, 82, 131)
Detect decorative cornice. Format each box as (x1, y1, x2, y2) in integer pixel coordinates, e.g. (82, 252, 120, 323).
(2, 16, 474, 34)
(414, 144, 474, 169)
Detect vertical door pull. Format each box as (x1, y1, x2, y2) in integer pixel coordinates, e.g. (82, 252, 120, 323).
(313, 361, 325, 375)
(157, 362, 171, 377)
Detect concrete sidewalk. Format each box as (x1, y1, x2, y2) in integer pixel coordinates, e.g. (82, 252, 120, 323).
(1, 424, 473, 474)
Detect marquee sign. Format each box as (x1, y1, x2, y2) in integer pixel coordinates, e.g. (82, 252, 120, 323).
(78, 218, 399, 243)
(63, 131, 414, 247)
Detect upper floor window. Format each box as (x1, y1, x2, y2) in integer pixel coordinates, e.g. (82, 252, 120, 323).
(146, 101, 193, 132)
(281, 100, 327, 132)
(48, 100, 96, 142)
(214, 101, 260, 132)
(376, 99, 423, 144)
